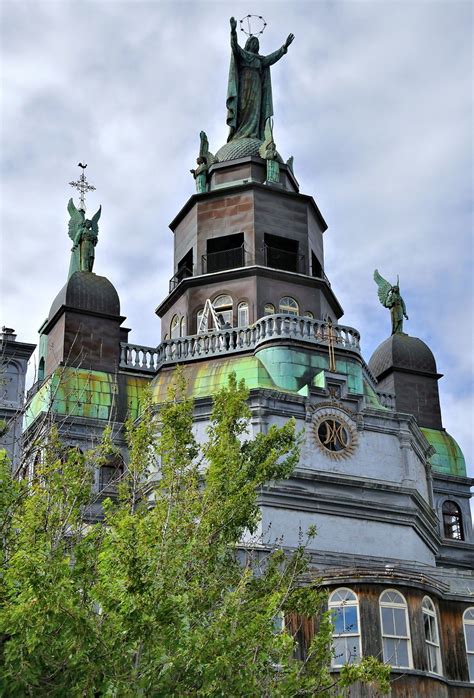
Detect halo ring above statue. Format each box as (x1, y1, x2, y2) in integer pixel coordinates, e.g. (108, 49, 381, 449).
(239, 14, 267, 37)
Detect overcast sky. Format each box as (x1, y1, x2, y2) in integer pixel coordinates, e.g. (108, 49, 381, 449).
(1, 0, 472, 475)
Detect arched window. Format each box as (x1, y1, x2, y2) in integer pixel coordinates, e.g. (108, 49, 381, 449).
(38, 357, 45, 382)
(303, 311, 314, 319)
(463, 607, 474, 682)
(170, 315, 180, 339)
(328, 588, 361, 667)
(422, 597, 442, 675)
(180, 316, 186, 337)
(213, 294, 233, 327)
(379, 590, 412, 668)
(237, 301, 249, 327)
(264, 303, 275, 315)
(279, 296, 299, 316)
(442, 501, 463, 540)
(196, 309, 204, 334)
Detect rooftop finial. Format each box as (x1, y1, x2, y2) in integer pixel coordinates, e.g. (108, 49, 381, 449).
(69, 162, 96, 212)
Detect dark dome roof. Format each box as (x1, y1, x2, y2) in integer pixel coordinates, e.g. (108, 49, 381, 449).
(48, 271, 120, 321)
(215, 137, 283, 163)
(368, 334, 438, 378)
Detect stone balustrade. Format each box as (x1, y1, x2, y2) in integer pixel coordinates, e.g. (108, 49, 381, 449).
(120, 315, 361, 374)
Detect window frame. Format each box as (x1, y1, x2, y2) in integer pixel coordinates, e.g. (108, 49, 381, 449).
(264, 303, 275, 316)
(464, 607, 474, 683)
(279, 296, 299, 316)
(422, 596, 442, 675)
(170, 314, 180, 339)
(237, 301, 249, 327)
(442, 500, 464, 540)
(328, 587, 362, 668)
(213, 294, 233, 328)
(379, 589, 413, 669)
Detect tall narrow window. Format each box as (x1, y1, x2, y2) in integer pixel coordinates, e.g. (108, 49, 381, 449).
(279, 296, 299, 316)
(213, 295, 233, 327)
(264, 303, 275, 315)
(196, 309, 204, 334)
(379, 590, 412, 668)
(170, 315, 180, 339)
(422, 597, 442, 675)
(180, 316, 186, 337)
(237, 302, 249, 327)
(442, 501, 463, 540)
(328, 588, 361, 666)
(464, 608, 474, 682)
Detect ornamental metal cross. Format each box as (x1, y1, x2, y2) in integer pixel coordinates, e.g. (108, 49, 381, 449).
(69, 162, 96, 211)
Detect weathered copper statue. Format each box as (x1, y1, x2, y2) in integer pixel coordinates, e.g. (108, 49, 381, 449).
(226, 17, 294, 142)
(190, 131, 216, 193)
(259, 119, 280, 183)
(67, 198, 101, 278)
(374, 269, 409, 335)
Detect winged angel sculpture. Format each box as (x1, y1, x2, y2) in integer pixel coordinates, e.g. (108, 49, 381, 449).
(67, 198, 102, 277)
(373, 269, 408, 335)
(190, 131, 216, 193)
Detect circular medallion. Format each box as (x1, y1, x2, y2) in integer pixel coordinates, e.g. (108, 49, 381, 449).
(312, 409, 357, 460)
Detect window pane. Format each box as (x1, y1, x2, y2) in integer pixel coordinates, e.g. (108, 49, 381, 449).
(333, 637, 347, 665)
(346, 637, 361, 664)
(393, 607, 407, 636)
(343, 606, 358, 633)
(396, 639, 409, 667)
(465, 624, 474, 652)
(383, 638, 396, 664)
(264, 303, 275, 315)
(332, 608, 345, 634)
(468, 654, 474, 682)
(427, 644, 439, 674)
(381, 607, 395, 635)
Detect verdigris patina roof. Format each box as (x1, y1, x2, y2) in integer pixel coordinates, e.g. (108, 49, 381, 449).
(368, 334, 438, 378)
(215, 137, 283, 163)
(421, 428, 467, 478)
(48, 271, 120, 321)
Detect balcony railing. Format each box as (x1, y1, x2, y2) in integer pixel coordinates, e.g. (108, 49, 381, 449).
(202, 245, 245, 274)
(264, 244, 305, 274)
(169, 264, 193, 293)
(120, 314, 361, 373)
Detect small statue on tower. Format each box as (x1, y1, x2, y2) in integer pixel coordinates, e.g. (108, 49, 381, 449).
(68, 163, 101, 277)
(67, 199, 101, 277)
(374, 269, 409, 335)
(259, 118, 280, 184)
(190, 131, 216, 193)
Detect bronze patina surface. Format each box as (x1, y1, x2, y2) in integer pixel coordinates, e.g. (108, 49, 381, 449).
(226, 16, 294, 142)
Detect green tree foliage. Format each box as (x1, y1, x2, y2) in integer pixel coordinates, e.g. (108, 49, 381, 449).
(0, 374, 390, 696)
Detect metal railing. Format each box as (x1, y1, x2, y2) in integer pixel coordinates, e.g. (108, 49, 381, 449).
(264, 244, 305, 274)
(169, 264, 193, 293)
(120, 314, 361, 373)
(202, 245, 246, 274)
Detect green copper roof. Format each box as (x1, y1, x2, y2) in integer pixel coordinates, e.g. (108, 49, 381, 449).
(25, 367, 148, 428)
(151, 355, 277, 402)
(150, 347, 386, 410)
(421, 427, 467, 477)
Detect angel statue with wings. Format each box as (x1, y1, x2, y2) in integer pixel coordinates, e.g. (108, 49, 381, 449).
(67, 198, 102, 278)
(190, 131, 216, 194)
(373, 269, 409, 335)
